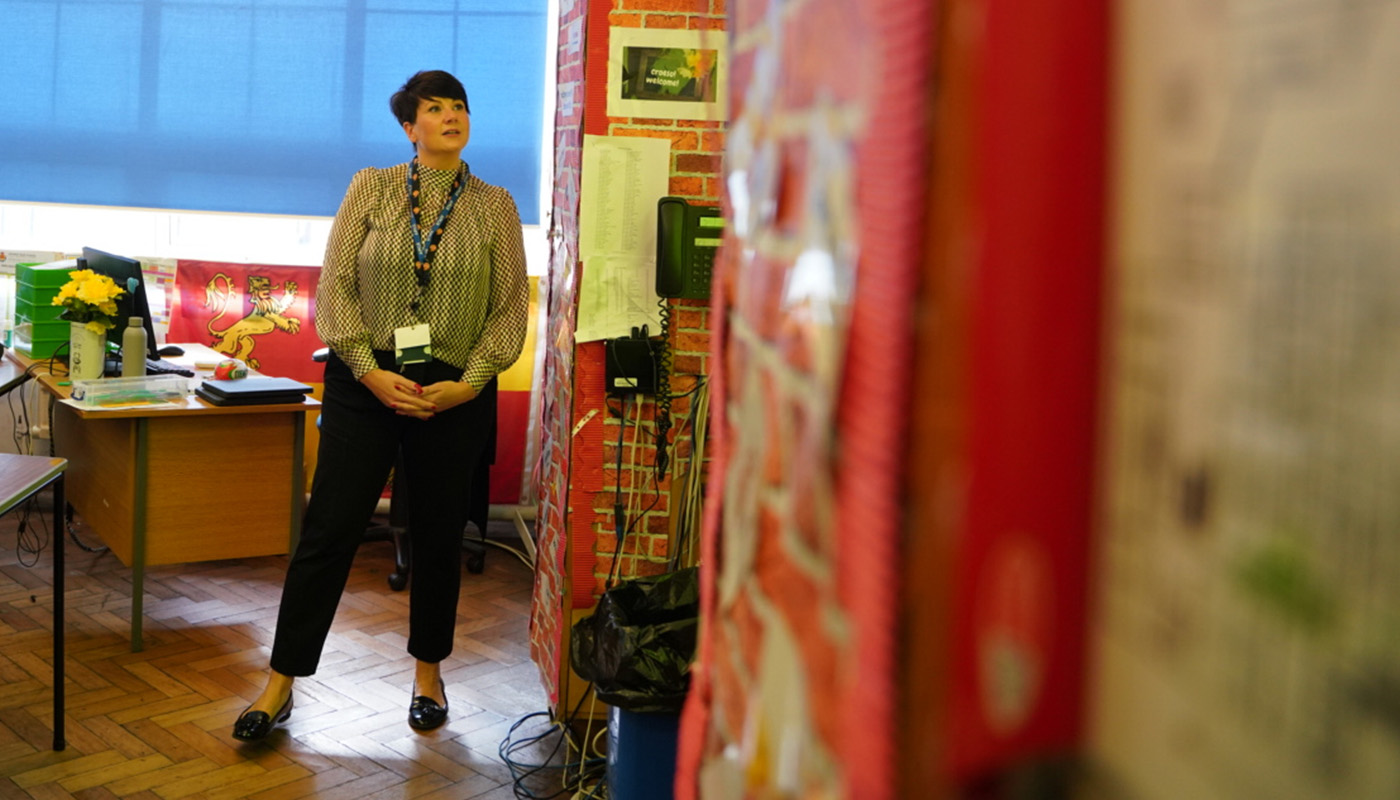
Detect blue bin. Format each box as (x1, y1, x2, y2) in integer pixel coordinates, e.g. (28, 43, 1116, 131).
(607, 706, 681, 800)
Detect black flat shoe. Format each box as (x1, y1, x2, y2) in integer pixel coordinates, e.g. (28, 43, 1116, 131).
(232, 693, 293, 742)
(408, 679, 448, 731)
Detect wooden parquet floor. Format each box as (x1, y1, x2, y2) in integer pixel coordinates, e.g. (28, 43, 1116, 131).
(0, 496, 572, 799)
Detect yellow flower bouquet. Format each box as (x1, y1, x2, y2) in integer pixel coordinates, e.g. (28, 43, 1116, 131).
(53, 269, 126, 334)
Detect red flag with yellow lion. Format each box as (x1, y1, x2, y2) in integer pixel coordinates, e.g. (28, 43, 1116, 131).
(167, 260, 324, 382)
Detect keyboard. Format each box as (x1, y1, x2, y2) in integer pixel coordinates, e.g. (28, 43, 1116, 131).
(145, 357, 195, 377)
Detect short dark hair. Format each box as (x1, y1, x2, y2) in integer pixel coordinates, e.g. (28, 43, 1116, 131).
(389, 70, 470, 125)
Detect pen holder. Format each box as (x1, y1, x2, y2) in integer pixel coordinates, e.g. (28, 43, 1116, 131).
(71, 374, 192, 407)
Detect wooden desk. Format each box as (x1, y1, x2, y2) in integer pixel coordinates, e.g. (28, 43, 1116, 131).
(12, 348, 319, 651)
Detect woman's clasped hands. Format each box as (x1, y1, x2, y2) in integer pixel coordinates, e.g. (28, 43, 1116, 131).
(360, 369, 478, 419)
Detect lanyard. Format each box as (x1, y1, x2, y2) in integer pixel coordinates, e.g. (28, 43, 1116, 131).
(407, 158, 468, 290)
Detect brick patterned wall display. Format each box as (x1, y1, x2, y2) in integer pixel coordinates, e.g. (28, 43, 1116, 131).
(578, 1, 727, 599)
(530, 0, 588, 709)
(675, 0, 936, 798)
(531, 0, 727, 713)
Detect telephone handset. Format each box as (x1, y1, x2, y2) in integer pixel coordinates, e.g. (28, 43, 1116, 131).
(655, 196, 723, 299)
(650, 196, 722, 478)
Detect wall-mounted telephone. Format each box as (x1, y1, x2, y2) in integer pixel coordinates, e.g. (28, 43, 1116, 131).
(656, 196, 723, 299)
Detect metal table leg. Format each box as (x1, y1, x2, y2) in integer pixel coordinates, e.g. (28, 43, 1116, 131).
(52, 472, 65, 751)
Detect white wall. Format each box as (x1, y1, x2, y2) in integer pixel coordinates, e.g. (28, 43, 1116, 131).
(0, 201, 549, 273)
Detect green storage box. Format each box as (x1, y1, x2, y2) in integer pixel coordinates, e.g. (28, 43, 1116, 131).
(14, 300, 64, 322)
(17, 280, 62, 307)
(14, 315, 75, 359)
(13, 259, 83, 358)
(16, 260, 77, 289)
(16, 308, 71, 338)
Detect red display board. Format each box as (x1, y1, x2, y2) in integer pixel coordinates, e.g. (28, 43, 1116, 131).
(930, 0, 1109, 781)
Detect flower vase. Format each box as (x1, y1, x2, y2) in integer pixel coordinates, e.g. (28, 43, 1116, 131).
(69, 322, 105, 381)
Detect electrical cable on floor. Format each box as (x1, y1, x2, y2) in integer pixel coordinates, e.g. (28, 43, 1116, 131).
(499, 684, 609, 799)
(589, 726, 608, 768)
(576, 775, 608, 799)
(566, 685, 610, 797)
(562, 692, 596, 795)
(499, 713, 577, 799)
(566, 688, 595, 789)
(483, 537, 533, 568)
(500, 715, 573, 798)
(66, 520, 109, 554)
(574, 718, 610, 798)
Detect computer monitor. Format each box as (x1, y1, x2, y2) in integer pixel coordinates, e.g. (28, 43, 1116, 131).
(79, 247, 158, 360)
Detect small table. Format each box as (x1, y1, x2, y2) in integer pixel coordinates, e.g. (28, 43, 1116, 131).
(0, 454, 69, 751)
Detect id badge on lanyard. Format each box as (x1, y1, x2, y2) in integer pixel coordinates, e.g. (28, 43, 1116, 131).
(394, 323, 431, 366)
(399, 160, 465, 369)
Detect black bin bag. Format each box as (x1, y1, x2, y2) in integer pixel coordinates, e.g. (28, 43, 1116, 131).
(570, 567, 700, 713)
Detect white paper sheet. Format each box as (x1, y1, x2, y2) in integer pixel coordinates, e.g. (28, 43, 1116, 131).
(575, 255, 665, 343)
(575, 135, 671, 342)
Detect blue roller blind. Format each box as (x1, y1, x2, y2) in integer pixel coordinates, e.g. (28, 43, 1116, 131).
(0, 0, 546, 223)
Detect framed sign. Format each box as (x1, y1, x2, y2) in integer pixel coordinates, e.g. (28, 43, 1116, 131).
(608, 27, 728, 122)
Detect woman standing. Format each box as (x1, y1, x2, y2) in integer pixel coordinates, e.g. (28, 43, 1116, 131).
(234, 70, 528, 740)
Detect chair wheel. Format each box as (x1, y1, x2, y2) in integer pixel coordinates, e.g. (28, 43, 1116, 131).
(466, 552, 485, 574)
(388, 572, 409, 591)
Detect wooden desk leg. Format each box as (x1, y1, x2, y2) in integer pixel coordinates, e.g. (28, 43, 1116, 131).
(53, 472, 65, 751)
(130, 419, 149, 653)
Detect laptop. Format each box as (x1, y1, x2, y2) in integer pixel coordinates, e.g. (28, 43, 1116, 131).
(195, 377, 313, 406)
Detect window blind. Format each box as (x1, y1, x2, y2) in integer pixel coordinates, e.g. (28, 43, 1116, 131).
(0, 0, 546, 224)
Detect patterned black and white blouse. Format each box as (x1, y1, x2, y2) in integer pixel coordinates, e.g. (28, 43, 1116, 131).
(315, 161, 528, 390)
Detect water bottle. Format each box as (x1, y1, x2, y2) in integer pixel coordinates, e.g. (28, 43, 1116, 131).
(121, 317, 147, 378)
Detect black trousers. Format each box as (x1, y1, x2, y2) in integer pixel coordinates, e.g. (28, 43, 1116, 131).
(269, 352, 490, 677)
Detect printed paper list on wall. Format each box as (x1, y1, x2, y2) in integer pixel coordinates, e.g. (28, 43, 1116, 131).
(575, 134, 671, 343)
